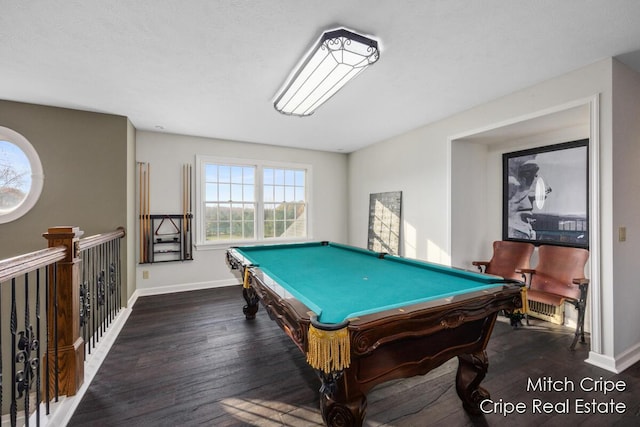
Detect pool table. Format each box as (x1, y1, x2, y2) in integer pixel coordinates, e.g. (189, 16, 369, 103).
(226, 241, 521, 427)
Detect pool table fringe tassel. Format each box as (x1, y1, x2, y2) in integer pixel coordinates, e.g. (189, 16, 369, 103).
(307, 324, 351, 374)
(243, 267, 251, 289)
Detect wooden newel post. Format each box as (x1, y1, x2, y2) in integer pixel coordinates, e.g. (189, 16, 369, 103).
(43, 226, 85, 396)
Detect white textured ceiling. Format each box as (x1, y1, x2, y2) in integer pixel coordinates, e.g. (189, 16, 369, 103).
(2, 1, 640, 153)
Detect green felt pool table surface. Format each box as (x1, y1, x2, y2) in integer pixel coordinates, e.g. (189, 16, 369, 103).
(232, 241, 507, 324)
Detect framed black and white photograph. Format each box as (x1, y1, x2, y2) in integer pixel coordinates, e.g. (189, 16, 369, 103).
(502, 139, 589, 248)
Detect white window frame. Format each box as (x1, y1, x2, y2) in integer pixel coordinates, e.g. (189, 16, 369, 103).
(0, 126, 44, 224)
(194, 155, 312, 248)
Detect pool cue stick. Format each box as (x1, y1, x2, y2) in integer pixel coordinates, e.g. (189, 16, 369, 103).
(188, 164, 192, 257)
(142, 167, 148, 263)
(139, 163, 143, 263)
(182, 164, 187, 258)
(146, 163, 151, 263)
(141, 163, 148, 263)
(186, 164, 192, 258)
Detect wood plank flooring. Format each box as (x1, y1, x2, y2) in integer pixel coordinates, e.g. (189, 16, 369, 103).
(68, 286, 640, 426)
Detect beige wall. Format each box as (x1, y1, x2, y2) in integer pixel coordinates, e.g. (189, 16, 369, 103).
(0, 99, 131, 298)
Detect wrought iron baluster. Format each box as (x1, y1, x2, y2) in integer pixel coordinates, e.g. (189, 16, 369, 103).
(36, 268, 42, 424)
(52, 264, 59, 404)
(21, 271, 31, 424)
(10, 277, 17, 426)
(91, 245, 97, 350)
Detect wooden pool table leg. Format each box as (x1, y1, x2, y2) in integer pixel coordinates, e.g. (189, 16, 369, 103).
(242, 286, 259, 319)
(455, 351, 490, 415)
(320, 392, 366, 427)
(318, 371, 367, 427)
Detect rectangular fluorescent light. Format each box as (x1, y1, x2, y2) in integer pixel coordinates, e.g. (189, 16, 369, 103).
(274, 28, 380, 116)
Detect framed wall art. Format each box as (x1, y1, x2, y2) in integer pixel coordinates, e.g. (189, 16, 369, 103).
(367, 191, 402, 255)
(502, 139, 589, 248)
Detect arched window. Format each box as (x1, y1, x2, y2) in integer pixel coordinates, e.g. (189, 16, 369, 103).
(0, 126, 44, 223)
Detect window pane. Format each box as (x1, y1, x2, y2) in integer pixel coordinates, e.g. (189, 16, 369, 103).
(0, 140, 32, 212)
(219, 166, 231, 183)
(205, 164, 218, 181)
(231, 166, 243, 183)
(219, 184, 231, 201)
(274, 169, 285, 185)
(245, 221, 254, 238)
(205, 183, 218, 201)
(295, 170, 305, 186)
(244, 167, 255, 184)
(264, 185, 274, 202)
(205, 203, 218, 221)
(264, 205, 274, 221)
(295, 186, 305, 201)
(274, 187, 284, 202)
(264, 168, 274, 185)
(275, 205, 285, 220)
(285, 187, 295, 202)
(244, 206, 255, 221)
(231, 184, 243, 201)
(285, 169, 295, 184)
(243, 184, 254, 202)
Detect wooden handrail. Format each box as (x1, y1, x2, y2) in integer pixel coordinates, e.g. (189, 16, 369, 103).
(0, 226, 126, 282)
(78, 226, 126, 251)
(0, 246, 67, 283)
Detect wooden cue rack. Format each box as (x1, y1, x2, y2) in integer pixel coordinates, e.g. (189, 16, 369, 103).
(138, 162, 193, 264)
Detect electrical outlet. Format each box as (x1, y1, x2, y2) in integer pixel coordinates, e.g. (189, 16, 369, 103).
(142, 270, 149, 279)
(619, 227, 626, 242)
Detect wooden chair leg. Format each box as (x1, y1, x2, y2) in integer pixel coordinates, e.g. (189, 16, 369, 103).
(570, 305, 586, 351)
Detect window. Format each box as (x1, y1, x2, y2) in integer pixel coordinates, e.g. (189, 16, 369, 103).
(0, 126, 44, 224)
(204, 164, 256, 241)
(263, 168, 306, 239)
(196, 156, 309, 246)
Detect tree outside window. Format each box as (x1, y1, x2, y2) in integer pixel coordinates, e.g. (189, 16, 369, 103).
(0, 127, 43, 223)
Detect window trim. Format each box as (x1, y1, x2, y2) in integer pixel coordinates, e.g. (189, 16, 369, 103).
(194, 155, 312, 249)
(0, 126, 44, 224)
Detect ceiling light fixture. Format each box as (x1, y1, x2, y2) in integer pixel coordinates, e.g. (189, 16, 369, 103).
(274, 27, 380, 117)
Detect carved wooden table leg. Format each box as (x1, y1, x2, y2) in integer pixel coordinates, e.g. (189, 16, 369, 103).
(455, 351, 490, 414)
(242, 286, 259, 319)
(318, 371, 367, 427)
(320, 393, 367, 427)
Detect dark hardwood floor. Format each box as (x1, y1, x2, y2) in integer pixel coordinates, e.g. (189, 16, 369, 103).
(68, 286, 640, 426)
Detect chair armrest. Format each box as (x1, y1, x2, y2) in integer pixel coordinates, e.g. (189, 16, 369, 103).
(515, 268, 535, 286)
(471, 261, 488, 273)
(572, 277, 590, 293)
(571, 278, 589, 307)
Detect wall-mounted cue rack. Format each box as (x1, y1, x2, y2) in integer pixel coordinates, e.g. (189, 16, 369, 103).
(138, 162, 193, 264)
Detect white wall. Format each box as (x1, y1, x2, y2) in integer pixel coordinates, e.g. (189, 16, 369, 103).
(348, 58, 640, 372)
(135, 131, 348, 293)
(611, 60, 640, 360)
(348, 124, 453, 263)
(350, 60, 612, 263)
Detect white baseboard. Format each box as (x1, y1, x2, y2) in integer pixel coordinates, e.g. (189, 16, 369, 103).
(586, 342, 640, 374)
(611, 341, 640, 373)
(37, 304, 133, 427)
(129, 279, 239, 302)
(586, 351, 618, 372)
